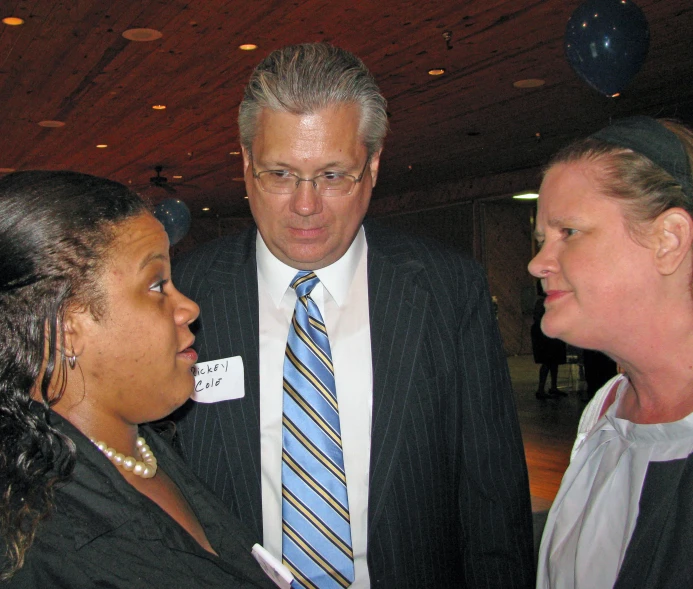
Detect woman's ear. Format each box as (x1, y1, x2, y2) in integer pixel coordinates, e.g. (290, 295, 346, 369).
(62, 305, 89, 360)
(652, 207, 693, 276)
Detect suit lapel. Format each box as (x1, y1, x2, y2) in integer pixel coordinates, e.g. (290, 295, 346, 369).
(201, 229, 264, 538)
(366, 234, 429, 536)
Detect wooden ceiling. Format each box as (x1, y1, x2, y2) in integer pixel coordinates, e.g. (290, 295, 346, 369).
(1, 0, 692, 219)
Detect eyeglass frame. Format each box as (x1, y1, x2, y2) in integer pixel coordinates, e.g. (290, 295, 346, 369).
(248, 152, 371, 197)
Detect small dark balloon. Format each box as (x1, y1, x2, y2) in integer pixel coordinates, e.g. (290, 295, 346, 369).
(153, 198, 191, 245)
(565, 0, 649, 96)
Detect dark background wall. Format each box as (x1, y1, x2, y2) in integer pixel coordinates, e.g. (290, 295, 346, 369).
(480, 201, 536, 356)
(374, 198, 535, 356)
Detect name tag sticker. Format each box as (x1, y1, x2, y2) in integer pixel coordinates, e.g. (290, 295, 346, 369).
(251, 544, 293, 589)
(191, 356, 245, 403)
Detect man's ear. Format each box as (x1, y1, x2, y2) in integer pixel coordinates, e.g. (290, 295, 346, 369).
(652, 207, 693, 276)
(241, 147, 251, 175)
(369, 149, 382, 187)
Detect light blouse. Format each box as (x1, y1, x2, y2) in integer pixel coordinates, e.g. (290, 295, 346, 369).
(537, 374, 693, 589)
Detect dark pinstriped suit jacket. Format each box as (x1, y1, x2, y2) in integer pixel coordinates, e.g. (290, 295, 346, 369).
(171, 221, 534, 588)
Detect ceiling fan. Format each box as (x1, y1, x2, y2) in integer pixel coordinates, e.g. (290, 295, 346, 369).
(139, 166, 200, 194)
(149, 165, 176, 194)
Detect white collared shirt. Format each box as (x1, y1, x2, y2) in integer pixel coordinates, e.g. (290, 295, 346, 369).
(257, 227, 373, 588)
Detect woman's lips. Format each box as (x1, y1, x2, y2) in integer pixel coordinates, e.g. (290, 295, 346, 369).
(544, 290, 569, 304)
(177, 347, 198, 364)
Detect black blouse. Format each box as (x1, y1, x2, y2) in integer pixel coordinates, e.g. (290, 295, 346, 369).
(3, 414, 275, 588)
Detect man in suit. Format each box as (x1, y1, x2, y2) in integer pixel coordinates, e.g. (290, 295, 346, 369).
(172, 43, 534, 588)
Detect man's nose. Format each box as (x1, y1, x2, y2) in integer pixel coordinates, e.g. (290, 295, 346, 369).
(290, 180, 323, 216)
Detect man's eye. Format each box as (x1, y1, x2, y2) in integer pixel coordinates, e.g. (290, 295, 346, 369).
(268, 170, 293, 180)
(562, 228, 578, 238)
(322, 172, 345, 183)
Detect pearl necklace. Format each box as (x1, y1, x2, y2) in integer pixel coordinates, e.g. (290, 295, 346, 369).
(91, 435, 158, 479)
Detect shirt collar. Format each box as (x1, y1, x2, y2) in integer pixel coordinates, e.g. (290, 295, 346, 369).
(256, 226, 366, 307)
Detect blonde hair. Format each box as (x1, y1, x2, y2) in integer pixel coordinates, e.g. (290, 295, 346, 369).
(547, 119, 693, 227)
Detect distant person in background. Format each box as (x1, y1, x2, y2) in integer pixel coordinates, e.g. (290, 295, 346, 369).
(531, 284, 567, 399)
(530, 117, 693, 588)
(582, 349, 618, 402)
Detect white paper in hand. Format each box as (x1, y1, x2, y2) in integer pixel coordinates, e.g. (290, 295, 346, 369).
(251, 544, 293, 589)
(190, 356, 245, 403)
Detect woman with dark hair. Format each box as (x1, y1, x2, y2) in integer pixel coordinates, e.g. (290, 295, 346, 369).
(0, 171, 274, 587)
(530, 117, 693, 588)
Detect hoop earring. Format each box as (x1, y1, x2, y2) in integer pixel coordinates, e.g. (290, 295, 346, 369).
(68, 353, 77, 370)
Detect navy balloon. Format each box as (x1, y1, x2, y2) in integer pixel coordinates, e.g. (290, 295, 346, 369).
(153, 198, 191, 246)
(565, 0, 649, 96)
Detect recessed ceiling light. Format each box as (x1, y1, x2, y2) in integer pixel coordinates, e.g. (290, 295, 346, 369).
(239, 44, 258, 51)
(2, 17, 24, 26)
(0, 167, 16, 173)
(428, 68, 445, 76)
(513, 192, 539, 200)
(172, 175, 183, 179)
(122, 28, 163, 42)
(37, 120, 65, 128)
(244, 195, 249, 199)
(152, 104, 166, 110)
(202, 207, 210, 211)
(513, 78, 545, 89)
(96, 144, 108, 149)
(229, 151, 240, 155)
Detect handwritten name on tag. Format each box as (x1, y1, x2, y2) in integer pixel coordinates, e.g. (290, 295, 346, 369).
(191, 356, 245, 403)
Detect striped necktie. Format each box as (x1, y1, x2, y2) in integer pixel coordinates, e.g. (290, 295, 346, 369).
(282, 271, 354, 589)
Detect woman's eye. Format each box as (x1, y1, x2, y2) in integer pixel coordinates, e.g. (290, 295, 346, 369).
(150, 279, 169, 293)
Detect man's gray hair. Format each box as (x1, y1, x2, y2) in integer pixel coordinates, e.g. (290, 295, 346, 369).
(238, 43, 388, 156)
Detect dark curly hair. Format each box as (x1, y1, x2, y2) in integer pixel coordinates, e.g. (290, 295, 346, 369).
(0, 170, 147, 579)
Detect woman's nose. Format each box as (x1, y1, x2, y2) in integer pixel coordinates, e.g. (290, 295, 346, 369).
(174, 289, 200, 326)
(528, 243, 555, 278)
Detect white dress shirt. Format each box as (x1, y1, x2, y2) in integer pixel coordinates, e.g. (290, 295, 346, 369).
(256, 227, 373, 588)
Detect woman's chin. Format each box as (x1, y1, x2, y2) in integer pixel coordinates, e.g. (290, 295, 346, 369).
(161, 376, 196, 418)
(540, 317, 562, 340)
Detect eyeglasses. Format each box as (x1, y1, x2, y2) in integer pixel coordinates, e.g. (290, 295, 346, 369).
(250, 154, 370, 197)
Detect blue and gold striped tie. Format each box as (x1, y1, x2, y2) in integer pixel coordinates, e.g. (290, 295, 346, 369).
(282, 271, 354, 589)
